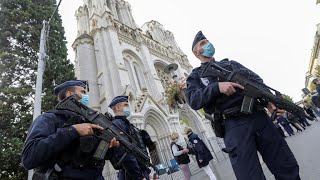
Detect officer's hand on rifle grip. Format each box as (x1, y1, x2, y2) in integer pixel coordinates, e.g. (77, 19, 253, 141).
(72, 123, 103, 136)
(218, 82, 244, 96)
(109, 137, 120, 148)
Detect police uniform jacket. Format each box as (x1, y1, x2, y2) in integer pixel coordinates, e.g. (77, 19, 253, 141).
(277, 116, 289, 126)
(187, 132, 213, 168)
(21, 110, 104, 179)
(185, 58, 264, 114)
(110, 116, 150, 179)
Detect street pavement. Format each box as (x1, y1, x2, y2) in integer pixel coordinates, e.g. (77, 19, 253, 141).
(189, 120, 320, 180)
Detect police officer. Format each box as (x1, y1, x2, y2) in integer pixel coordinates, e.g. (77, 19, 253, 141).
(108, 95, 153, 180)
(21, 80, 119, 180)
(184, 127, 216, 180)
(185, 31, 301, 180)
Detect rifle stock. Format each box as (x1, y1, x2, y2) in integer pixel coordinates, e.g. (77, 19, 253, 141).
(201, 62, 312, 120)
(55, 95, 157, 172)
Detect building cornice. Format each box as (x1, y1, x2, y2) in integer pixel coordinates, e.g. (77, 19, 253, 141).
(72, 33, 94, 50)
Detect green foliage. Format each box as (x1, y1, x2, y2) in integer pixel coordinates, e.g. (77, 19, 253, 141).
(309, 82, 316, 92)
(304, 95, 311, 105)
(198, 108, 205, 116)
(164, 81, 186, 110)
(179, 116, 195, 129)
(0, 0, 74, 179)
(164, 82, 180, 109)
(282, 94, 293, 102)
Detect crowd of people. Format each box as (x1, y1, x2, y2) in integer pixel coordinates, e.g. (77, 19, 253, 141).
(272, 107, 317, 138)
(270, 77, 320, 138)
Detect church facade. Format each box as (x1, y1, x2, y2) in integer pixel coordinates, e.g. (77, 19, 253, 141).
(72, 0, 227, 179)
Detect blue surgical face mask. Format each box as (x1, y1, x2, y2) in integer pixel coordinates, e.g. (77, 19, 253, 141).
(80, 94, 90, 106)
(122, 107, 131, 117)
(201, 42, 215, 57)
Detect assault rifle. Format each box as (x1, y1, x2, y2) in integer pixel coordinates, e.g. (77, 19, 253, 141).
(55, 95, 157, 172)
(201, 62, 312, 120)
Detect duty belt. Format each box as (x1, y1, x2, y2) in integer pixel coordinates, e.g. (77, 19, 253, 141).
(222, 106, 246, 119)
(222, 105, 264, 119)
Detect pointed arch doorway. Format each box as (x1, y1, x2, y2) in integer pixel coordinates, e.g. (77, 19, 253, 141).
(144, 108, 172, 169)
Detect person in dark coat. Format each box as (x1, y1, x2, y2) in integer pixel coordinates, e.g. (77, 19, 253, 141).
(108, 95, 151, 180)
(286, 112, 304, 131)
(304, 106, 318, 122)
(297, 115, 312, 127)
(303, 100, 320, 121)
(184, 31, 300, 180)
(276, 114, 295, 136)
(272, 119, 286, 137)
(21, 80, 120, 180)
(184, 127, 216, 180)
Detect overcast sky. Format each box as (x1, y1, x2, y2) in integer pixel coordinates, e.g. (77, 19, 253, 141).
(59, 0, 320, 102)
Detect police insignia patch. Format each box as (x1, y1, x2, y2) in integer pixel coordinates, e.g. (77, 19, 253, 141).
(200, 78, 209, 86)
(193, 139, 198, 144)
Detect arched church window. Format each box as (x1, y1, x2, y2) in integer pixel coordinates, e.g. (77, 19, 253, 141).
(115, 3, 123, 23)
(133, 62, 146, 91)
(155, 67, 171, 89)
(124, 59, 137, 91)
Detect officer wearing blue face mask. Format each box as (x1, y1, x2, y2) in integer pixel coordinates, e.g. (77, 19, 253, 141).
(108, 96, 152, 180)
(21, 80, 120, 179)
(185, 31, 301, 180)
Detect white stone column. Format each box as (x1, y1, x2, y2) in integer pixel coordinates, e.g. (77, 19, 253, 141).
(90, 25, 124, 106)
(72, 36, 101, 111)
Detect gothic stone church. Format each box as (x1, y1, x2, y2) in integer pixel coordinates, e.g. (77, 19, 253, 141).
(72, 0, 226, 179)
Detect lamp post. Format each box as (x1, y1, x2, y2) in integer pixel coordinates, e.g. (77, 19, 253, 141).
(164, 63, 179, 82)
(28, 1, 63, 179)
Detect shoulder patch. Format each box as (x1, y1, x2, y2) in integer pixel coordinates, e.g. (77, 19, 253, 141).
(200, 77, 209, 86)
(193, 139, 198, 144)
(220, 58, 230, 63)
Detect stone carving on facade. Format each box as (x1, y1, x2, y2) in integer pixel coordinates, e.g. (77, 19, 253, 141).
(91, 19, 97, 29)
(155, 68, 171, 89)
(134, 93, 147, 112)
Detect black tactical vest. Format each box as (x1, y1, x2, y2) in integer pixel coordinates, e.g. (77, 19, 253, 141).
(48, 109, 105, 169)
(170, 142, 190, 165)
